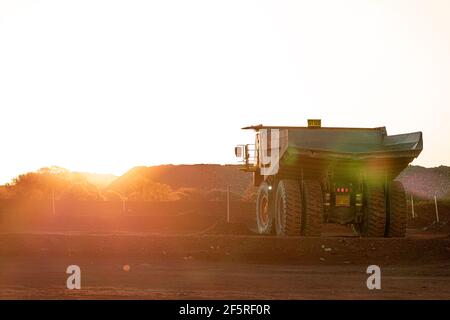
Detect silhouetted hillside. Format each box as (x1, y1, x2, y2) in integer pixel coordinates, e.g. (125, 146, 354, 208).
(108, 164, 254, 200)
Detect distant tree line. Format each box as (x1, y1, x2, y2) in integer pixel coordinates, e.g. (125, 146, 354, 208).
(0, 167, 256, 202)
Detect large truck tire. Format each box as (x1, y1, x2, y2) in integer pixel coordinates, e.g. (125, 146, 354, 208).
(302, 180, 323, 236)
(361, 184, 386, 237)
(274, 180, 302, 236)
(256, 181, 274, 235)
(386, 181, 407, 237)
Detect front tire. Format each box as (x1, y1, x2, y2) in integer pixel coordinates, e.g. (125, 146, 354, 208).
(274, 180, 302, 236)
(256, 182, 274, 235)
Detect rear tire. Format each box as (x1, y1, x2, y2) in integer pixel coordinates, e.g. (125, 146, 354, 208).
(360, 184, 386, 237)
(386, 181, 407, 237)
(256, 182, 274, 235)
(302, 180, 323, 236)
(274, 180, 302, 236)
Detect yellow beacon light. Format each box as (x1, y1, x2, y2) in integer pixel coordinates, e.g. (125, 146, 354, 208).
(307, 119, 322, 128)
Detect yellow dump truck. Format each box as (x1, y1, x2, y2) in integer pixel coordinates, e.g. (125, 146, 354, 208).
(235, 120, 423, 237)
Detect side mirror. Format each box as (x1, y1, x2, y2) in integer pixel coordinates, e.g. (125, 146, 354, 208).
(234, 145, 243, 158)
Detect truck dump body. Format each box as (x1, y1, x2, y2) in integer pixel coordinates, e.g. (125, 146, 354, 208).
(243, 125, 423, 180)
(285, 127, 422, 157)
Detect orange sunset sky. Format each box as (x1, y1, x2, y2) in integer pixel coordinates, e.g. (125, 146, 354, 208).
(0, 0, 449, 184)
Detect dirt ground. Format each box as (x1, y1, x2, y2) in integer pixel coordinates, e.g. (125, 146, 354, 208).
(0, 201, 449, 299)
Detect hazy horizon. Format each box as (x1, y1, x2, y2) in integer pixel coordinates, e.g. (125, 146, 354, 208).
(1, 162, 448, 186)
(1, 0, 449, 184)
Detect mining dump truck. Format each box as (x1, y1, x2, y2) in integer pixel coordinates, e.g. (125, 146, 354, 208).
(235, 119, 423, 237)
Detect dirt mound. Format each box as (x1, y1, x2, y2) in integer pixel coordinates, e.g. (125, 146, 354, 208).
(407, 201, 450, 235)
(423, 221, 450, 234)
(108, 164, 253, 196)
(0, 200, 255, 234)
